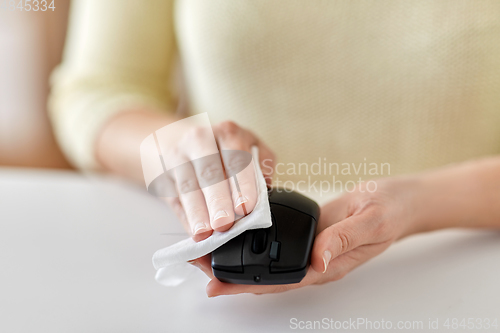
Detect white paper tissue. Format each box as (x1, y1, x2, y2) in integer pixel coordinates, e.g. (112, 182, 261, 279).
(152, 146, 272, 286)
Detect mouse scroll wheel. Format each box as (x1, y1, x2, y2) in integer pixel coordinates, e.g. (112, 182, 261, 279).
(251, 230, 268, 254)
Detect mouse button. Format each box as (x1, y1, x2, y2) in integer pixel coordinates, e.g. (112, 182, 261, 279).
(211, 232, 245, 273)
(269, 241, 280, 260)
(252, 230, 267, 254)
(242, 227, 272, 268)
(270, 210, 316, 273)
(268, 189, 320, 221)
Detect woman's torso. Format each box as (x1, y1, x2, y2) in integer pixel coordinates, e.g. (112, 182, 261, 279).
(175, 0, 500, 185)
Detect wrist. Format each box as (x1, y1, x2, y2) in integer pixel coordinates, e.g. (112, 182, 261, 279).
(401, 160, 492, 235)
(396, 172, 461, 236)
(378, 175, 430, 238)
(363, 175, 426, 239)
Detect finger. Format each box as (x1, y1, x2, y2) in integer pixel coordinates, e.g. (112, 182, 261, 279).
(190, 153, 235, 232)
(316, 195, 351, 235)
(207, 278, 298, 297)
(175, 162, 213, 241)
(157, 173, 214, 242)
(180, 125, 236, 231)
(161, 196, 213, 241)
(229, 163, 258, 216)
(189, 254, 215, 279)
(310, 215, 372, 274)
(215, 122, 258, 216)
(322, 242, 391, 281)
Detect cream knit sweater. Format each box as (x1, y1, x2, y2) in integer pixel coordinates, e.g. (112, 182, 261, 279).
(49, 0, 500, 185)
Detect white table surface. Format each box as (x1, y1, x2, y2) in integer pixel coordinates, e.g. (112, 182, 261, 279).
(0, 168, 499, 333)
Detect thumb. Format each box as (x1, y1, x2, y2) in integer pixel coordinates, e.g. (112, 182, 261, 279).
(310, 216, 367, 273)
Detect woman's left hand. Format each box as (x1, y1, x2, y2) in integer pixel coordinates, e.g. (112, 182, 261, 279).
(192, 176, 423, 297)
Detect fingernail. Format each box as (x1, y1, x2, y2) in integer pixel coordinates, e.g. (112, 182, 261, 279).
(207, 290, 218, 298)
(193, 222, 207, 235)
(213, 210, 229, 221)
(322, 250, 332, 273)
(188, 260, 200, 268)
(235, 195, 248, 208)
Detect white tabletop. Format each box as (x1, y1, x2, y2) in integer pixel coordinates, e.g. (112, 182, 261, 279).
(1, 168, 499, 333)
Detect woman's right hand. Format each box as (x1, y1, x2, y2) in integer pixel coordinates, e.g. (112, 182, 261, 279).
(160, 121, 275, 242)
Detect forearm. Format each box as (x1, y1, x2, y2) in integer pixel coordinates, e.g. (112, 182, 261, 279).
(410, 156, 500, 233)
(95, 110, 180, 183)
(48, 0, 176, 172)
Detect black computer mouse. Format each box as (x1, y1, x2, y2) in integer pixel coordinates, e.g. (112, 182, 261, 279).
(211, 188, 320, 285)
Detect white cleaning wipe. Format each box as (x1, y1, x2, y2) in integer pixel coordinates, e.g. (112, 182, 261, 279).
(152, 146, 272, 286)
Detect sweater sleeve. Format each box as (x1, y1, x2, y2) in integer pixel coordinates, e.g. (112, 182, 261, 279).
(48, 0, 176, 170)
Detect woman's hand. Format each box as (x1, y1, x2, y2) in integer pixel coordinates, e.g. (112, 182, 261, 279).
(160, 120, 275, 242)
(197, 176, 421, 296)
(196, 156, 500, 297)
(96, 110, 275, 242)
